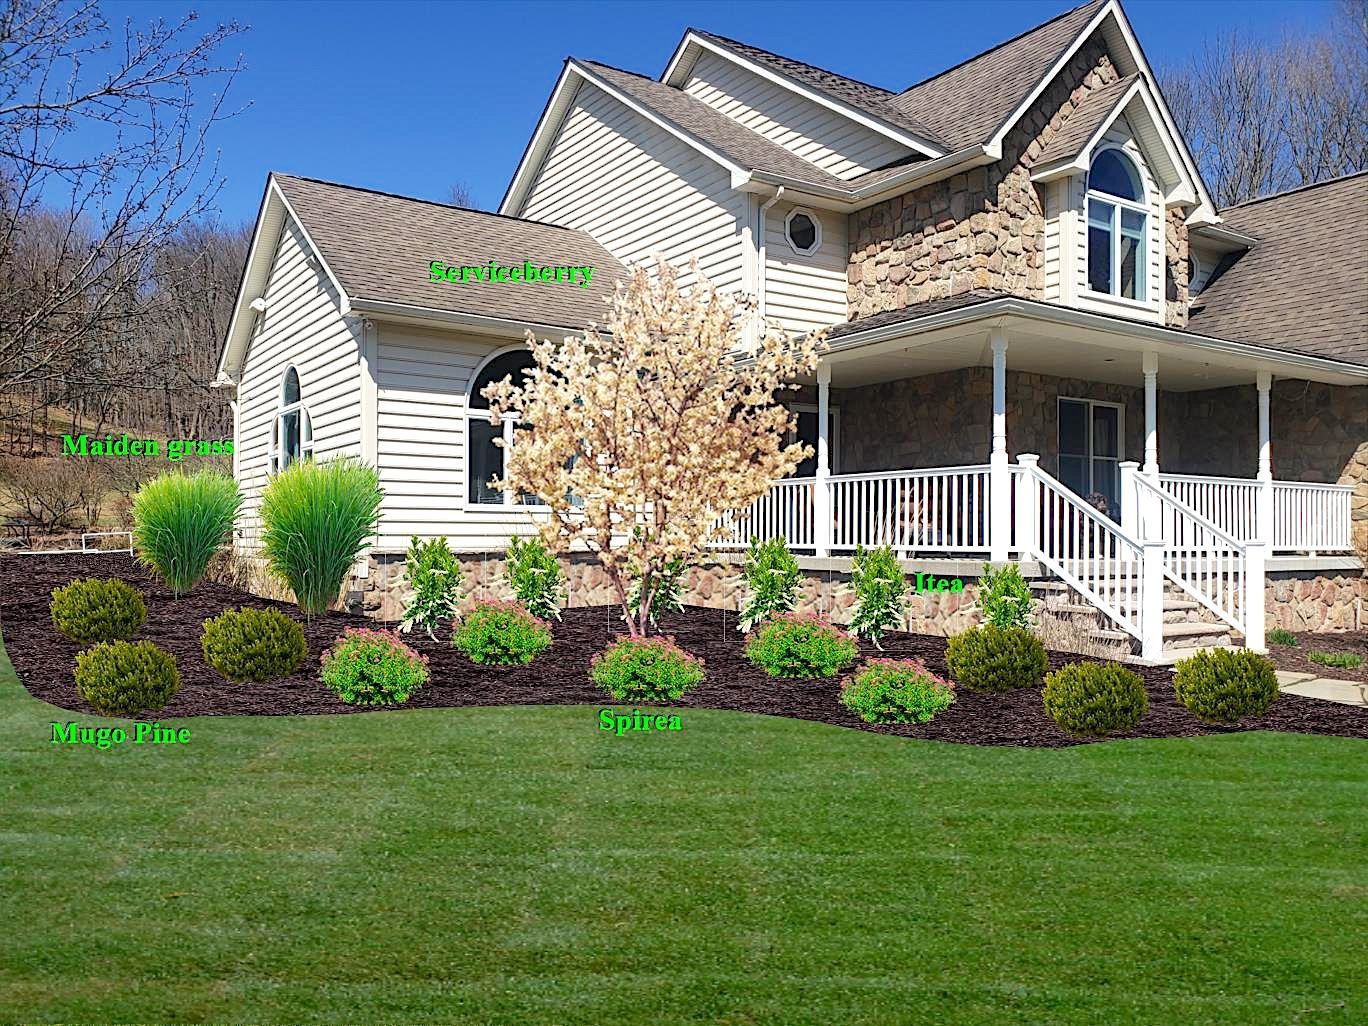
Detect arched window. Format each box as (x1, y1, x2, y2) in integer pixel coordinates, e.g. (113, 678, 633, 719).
(1086, 148, 1148, 301)
(466, 348, 535, 505)
(271, 366, 312, 472)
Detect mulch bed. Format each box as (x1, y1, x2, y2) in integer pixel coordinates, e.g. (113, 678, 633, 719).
(1264, 631, 1368, 684)
(3, 553, 1365, 748)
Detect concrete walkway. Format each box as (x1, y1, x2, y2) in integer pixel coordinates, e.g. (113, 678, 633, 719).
(1276, 670, 1368, 708)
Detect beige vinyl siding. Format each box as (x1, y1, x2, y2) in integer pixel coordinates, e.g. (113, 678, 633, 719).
(522, 82, 746, 293)
(1188, 243, 1219, 295)
(235, 217, 362, 551)
(1043, 178, 1065, 302)
(763, 203, 847, 333)
(374, 324, 540, 552)
(683, 52, 911, 180)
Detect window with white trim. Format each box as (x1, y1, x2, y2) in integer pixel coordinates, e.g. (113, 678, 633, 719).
(1086, 149, 1147, 301)
(271, 366, 312, 472)
(784, 208, 820, 255)
(466, 349, 535, 505)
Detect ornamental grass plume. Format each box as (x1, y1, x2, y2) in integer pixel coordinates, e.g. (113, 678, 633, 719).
(131, 469, 242, 596)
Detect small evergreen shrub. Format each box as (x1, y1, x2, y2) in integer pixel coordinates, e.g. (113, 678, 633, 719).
(201, 606, 307, 683)
(74, 640, 180, 715)
(452, 600, 552, 665)
(738, 536, 801, 633)
(1307, 650, 1363, 670)
(745, 613, 859, 678)
(132, 470, 242, 595)
(50, 578, 148, 643)
(840, 658, 955, 724)
(398, 536, 462, 639)
(1042, 661, 1148, 737)
(1172, 648, 1279, 723)
(505, 536, 566, 621)
(320, 627, 429, 706)
(946, 625, 1048, 692)
(590, 636, 704, 703)
(627, 557, 686, 627)
(976, 562, 1034, 629)
(847, 544, 908, 648)
(1267, 628, 1298, 647)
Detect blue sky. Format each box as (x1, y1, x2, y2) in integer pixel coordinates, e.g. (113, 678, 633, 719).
(105, 0, 1337, 225)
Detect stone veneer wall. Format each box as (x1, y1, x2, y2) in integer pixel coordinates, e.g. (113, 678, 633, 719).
(1267, 573, 1364, 632)
(846, 39, 1118, 317)
(1164, 208, 1189, 327)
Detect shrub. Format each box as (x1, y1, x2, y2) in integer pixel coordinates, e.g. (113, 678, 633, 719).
(840, 658, 955, 724)
(452, 600, 552, 665)
(74, 640, 180, 715)
(847, 544, 908, 648)
(505, 536, 565, 621)
(320, 627, 429, 706)
(627, 557, 685, 628)
(49, 578, 147, 643)
(745, 613, 859, 678)
(1308, 650, 1363, 670)
(1172, 648, 1279, 723)
(261, 457, 383, 615)
(738, 536, 801, 633)
(1267, 628, 1298, 647)
(398, 536, 462, 639)
(977, 562, 1034, 629)
(1042, 661, 1148, 737)
(590, 636, 704, 702)
(201, 606, 307, 683)
(131, 470, 242, 595)
(946, 625, 1049, 692)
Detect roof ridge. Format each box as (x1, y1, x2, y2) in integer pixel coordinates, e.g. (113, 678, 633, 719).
(1220, 169, 1368, 212)
(687, 28, 896, 97)
(575, 56, 656, 81)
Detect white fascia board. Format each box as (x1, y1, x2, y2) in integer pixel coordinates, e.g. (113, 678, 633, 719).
(347, 297, 590, 341)
(500, 62, 580, 216)
(666, 32, 945, 159)
(1190, 223, 1259, 251)
(270, 179, 351, 316)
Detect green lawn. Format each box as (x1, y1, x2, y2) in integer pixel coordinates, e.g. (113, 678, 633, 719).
(1, 638, 1365, 1026)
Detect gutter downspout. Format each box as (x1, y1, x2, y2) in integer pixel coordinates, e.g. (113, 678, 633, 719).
(757, 186, 785, 323)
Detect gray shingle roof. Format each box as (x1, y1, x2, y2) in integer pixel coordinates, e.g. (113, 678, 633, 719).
(1188, 173, 1368, 367)
(1032, 73, 1138, 168)
(273, 174, 625, 330)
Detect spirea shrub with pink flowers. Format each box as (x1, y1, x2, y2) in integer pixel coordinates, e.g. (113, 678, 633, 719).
(320, 627, 429, 706)
(590, 636, 704, 703)
(840, 658, 955, 724)
(451, 600, 552, 665)
(744, 613, 859, 679)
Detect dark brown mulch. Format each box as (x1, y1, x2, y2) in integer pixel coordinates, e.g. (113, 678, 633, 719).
(1265, 631, 1368, 683)
(3, 554, 1366, 748)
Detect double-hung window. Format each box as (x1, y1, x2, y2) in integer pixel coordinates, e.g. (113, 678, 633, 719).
(1086, 149, 1147, 302)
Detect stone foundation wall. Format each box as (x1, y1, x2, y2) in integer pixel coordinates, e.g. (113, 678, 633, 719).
(1267, 572, 1364, 632)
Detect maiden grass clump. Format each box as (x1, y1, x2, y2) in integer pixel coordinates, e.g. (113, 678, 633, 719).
(260, 457, 383, 616)
(131, 470, 242, 595)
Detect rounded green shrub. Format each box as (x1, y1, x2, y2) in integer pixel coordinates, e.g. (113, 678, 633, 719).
(1042, 661, 1148, 737)
(945, 625, 1048, 692)
(74, 640, 180, 716)
(50, 578, 147, 643)
(840, 658, 955, 724)
(201, 606, 308, 683)
(320, 627, 429, 706)
(1172, 648, 1278, 723)
(452, 600, 552, 665)
(590, 636, 704, 703)
(745, 613, 859, 678)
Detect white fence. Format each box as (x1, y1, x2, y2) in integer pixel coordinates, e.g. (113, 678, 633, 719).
(1157, 474, 1260, 542)
(828, 465, 992, 554)
(1272, 481, 1353, 552)
(712, 477, 816, 550)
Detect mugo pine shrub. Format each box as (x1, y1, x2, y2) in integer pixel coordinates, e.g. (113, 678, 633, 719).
(976, 562, 1034, 629)
(320, 628, 429, 706)
(840, 658, 955, 725)
(50, 578, 147, 643)
(201, 607, 308, 683)
(1042, 662, 1148, 737)
(132, 470, 242, 595)
(745, 613, 859, 678)
(1172, 648, 1278, 723)
(261, 457, 383, 616)
(591, 636, 704, 703)
(452, 600, 552, 665)
(738, 536, 801, 633)
(505, 536, 565, 621)
(848, 544, 908, 648)
(946, 625, 1049, 692)
(398, 535, 462, 639)
(74, 640, 180, 715)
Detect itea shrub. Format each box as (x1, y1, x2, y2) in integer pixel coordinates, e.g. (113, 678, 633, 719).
(74, 640, 180, 716)
(847, 545, 909, 648)
(201, 606, 308, 683)
(841, 658, 955, 725)
(946, 625, 1049, 692)
(1042, 661, 1148, 737)
(738, 536, 801, 633)
(1172, 648, 1278, 724)
(50, 578, 148, 644)
(745, 613, 859, 678)
(451, 600, 552, 666)
(590, 636, 704, 703)
(320, 627, 429, 707)
(505, 536, 565, 622)
(398, 535, 462, 640)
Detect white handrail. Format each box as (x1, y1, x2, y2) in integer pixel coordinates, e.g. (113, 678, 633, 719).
(828, 465, 992, 553)
(711, 477, 816, 550)
(1157, 474, 1260, 542)
(1272, 481, 1352, 551)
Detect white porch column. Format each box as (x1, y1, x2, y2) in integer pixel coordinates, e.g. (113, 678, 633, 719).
(1142, 351, 1159, 476)
(989, 329, 1010, 562)
(1016, 454, 1039, 557)
(814, 362, 832, 558)
(1256, 370, 1274, 548)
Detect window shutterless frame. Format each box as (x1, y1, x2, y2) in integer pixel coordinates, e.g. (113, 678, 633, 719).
(1057, 396, 1125, 518)
(463, 346, 545, 510)
(270, 364, 312, 473)
(1085, 147, 1148, 302)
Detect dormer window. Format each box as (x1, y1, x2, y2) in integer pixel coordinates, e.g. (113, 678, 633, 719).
(785, 209, 820, 255)
(1086, 149, 1147, 301)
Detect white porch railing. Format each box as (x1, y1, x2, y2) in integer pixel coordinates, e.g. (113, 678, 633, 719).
(712, 477, 816, 550)
(827, 465, 992, 554)
(1272, 481, 1353, 552)
(1157, 474, 1260, 542)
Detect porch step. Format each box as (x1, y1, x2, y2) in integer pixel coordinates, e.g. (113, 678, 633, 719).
(1090, 620, 1234, 652)
(1047, 598, 1200, 618)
